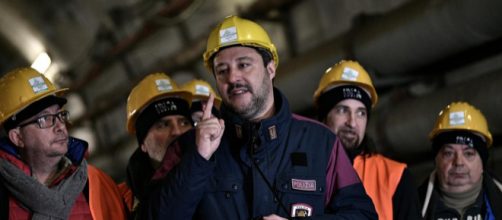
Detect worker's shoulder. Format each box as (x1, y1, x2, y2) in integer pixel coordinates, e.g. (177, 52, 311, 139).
(362, 154, 408, 171)
(291, 114, 330, 130)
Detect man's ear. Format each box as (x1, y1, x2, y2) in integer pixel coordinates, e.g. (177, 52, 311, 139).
(140, 143, 148, 153)
(266, 61, 276, 80)
(8, 129, 24, 148)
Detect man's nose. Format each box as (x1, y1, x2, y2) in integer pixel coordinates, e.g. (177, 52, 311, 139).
(171, 124, 183, 136)
(227, 67, 242, 83)
(453, 153, 465, 166)
(345, 112, 356, 128)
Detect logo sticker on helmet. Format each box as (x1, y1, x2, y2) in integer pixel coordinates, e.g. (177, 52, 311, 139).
(449, 111, 465, 126)
(195, 84, 210, 96)
(156, 79, 173, 92)
(341, 67, 359, 81)
(29, 76, 49, 93)
(220, 26, 237, 44)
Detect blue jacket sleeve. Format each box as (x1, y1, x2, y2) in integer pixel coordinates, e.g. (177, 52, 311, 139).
(323, 183, 377, 219)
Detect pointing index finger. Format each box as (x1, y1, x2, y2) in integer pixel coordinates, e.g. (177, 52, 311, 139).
(202, 93, 215, 120)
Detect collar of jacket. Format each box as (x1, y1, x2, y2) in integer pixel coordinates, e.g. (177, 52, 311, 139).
(421, 170, 490, 218)
(433, 189, 484, 219)
(222, 87, 291, 147)
(482, 172, 502, 218)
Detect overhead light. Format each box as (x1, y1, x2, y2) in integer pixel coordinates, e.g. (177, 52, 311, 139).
(31, 52, 52, 73)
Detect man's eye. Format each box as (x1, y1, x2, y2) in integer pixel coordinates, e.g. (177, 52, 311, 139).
(335, 106, 347, 114)
(356, 110, 367, 117)
(155, 121, 170, 129)
(238, 63, 250, 69)
(180, 119, 191, 127)
(37, 115, 50, 124)
(35, 115, 52, 128)
(214, 66, 228, 75)
(442, 151, 454, 158)
(216, 69, 227, 75)
(464, 150, 477, 158)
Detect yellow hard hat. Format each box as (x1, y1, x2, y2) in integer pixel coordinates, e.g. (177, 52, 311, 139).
(0, 67, 68, 126)
(203, 15, 279, 73)
(429, 102, 492, 147)
(313, 60, 378, 108)
(126, 72, 192, 134)
(181, 79, 222, 109)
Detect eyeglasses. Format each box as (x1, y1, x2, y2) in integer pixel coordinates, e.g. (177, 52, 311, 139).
(18, 110, 70, 129)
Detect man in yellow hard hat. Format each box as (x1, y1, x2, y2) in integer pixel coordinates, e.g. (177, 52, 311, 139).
(149, 16, 376, 219)
(313, 60, 421, 220)
(419, 102, 502, 219)
(181, 79, 222, 123)
(119, 72, 194, 219)
(0, 67, 127, 219)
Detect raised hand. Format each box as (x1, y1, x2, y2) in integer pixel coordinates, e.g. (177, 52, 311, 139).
(195, 93, 225, 160)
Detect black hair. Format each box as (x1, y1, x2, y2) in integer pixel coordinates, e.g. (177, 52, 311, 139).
(208, 45, 274, 73)
(254, 47, 273, 67)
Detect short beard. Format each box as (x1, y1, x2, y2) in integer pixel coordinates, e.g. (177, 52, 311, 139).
(339, 137, 359, 150)
(226, 72, 272, 121)
(337, 129, 360, 150)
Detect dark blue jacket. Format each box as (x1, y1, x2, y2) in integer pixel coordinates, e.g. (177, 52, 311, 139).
(149, 88, 377, 219)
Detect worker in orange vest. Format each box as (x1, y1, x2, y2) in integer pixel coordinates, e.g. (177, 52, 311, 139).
(313, 60, 421, 220)
(0, 67, 127, 220)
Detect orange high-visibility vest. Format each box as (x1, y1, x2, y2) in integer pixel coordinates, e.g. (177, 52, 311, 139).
(354, 154, 406, 220)
(118, 182, 134, 212)
(88, 165, 127, 220)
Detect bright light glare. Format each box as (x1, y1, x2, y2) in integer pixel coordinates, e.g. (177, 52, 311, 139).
(31, 52, 52, 73)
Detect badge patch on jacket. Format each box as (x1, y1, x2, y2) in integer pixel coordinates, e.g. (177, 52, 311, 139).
(291, 203, 313, 217)
(291, 179, 316, 191)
